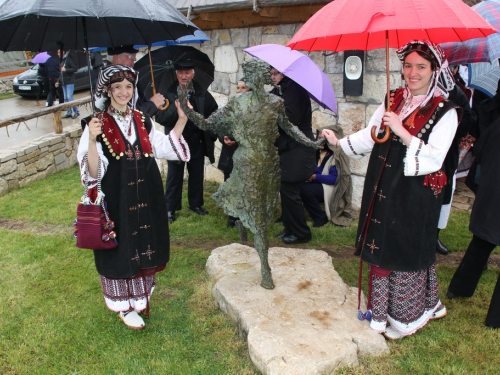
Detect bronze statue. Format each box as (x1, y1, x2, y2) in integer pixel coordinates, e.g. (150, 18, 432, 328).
(178, 58, 322, 289)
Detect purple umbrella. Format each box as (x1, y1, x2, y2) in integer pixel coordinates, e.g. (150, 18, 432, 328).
(244, 44, 337, 114)
(32, 51, 50, 64)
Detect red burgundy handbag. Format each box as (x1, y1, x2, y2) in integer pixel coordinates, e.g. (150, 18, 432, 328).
(74, 155, 118, 250)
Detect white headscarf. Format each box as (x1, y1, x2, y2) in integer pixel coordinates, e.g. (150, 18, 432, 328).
(395, 40, 455, 119)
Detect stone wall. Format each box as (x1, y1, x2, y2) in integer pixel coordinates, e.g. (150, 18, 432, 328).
(186, 24, 403, 208)
(0, 76, 14, 94)
(0, 124, 81, 196)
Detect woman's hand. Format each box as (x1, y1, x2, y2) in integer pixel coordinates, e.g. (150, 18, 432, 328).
(382, 111, 404, 135)
(321, 129, 339, 147)
(308, 174, 316, 182)
(172, 100, 190, 139)
(88, 118, 102, 142)
(175, 99, 189, 122)
(382, 111, 412, 146)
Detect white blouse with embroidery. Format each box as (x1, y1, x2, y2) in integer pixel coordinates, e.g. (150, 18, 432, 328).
(77, 113, 190, 187)
(338, 99, 458, 177)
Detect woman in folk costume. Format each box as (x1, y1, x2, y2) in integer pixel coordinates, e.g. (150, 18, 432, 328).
(77, 65, 190, 330)
(322, 40, 462, 340)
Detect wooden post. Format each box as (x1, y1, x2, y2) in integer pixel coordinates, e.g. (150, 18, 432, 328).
(53, 111, 63, 134)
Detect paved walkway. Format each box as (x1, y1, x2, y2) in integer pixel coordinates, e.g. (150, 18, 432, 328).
(0, 90, 91, 150)
(453, 179, 475, 211)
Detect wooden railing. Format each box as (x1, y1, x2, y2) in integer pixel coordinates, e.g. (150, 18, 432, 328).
(0, 96, 92, 135)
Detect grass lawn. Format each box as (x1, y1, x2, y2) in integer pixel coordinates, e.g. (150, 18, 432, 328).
(0, 166, 498, 374)
(0, 93, 17, 100)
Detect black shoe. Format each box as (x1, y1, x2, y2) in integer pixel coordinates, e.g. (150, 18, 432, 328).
(188, 206, 208, 215)
(436, 239, 449, 255)
(62, 113, 72, 119)
(446, 291, 456, 299)
(313, 217, 329, 228)
(275, 230, 290, 239)
(227, 218, 237, 228)
(167, 211, 176, 223)
(282, 234, 312, 244)
(72, 112, 80, 119)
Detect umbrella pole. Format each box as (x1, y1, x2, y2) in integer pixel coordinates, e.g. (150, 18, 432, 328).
(386, 34, 390, 112)
(149, 46, 169, 111)
(371, 32, 391, 143)
(148, 46, 156, 94)
(82, 17, 97, 116)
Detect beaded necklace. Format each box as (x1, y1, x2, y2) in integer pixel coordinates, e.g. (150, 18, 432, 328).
(108, 105, 133, 136)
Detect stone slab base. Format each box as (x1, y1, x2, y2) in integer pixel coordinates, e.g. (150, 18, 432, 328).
(206, 243, 389, 374)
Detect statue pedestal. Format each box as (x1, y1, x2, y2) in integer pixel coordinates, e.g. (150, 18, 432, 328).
(206, 243, 389, 375)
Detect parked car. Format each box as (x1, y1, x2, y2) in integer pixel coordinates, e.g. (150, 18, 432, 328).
(12, 63, 91, 98)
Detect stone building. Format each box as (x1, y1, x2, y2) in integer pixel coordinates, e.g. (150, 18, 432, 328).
(169, 0, 408, 209)
(170, 0, 478, 208)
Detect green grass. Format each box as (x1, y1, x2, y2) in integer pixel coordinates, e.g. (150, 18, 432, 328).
(0, 166, 499, 374)
(0, 93, 17, 100)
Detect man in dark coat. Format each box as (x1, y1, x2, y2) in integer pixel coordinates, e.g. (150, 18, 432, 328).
(59, 50, 80, 119)
(156, 59, 218, 222)
(447, 118, 500, 329)
(44, 51, 62, 107)
(270, 68, 316, 244)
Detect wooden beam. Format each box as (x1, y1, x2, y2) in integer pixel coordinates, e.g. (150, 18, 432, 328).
(192, 3, 327, 30)
(199, 12, 224, 22)
(259, 7, 281, 18)
(0, 96, 91, 129)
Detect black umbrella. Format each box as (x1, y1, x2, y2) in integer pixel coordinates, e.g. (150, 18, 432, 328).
(134, 45, 215, 100)
(0, 0, 200, 113)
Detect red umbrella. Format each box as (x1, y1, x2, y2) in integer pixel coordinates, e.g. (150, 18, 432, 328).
(287, 0, 497, 142)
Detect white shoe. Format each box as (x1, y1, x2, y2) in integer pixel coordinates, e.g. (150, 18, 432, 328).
(383, 326, 402, 340)
(431, 305, 447, 320)
(119, 310, 145, 330)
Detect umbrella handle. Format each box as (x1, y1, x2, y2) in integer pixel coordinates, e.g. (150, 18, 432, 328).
(148, 45, 169, 111)
(371, 126, 391, 143)
(158, 99, 169, 111)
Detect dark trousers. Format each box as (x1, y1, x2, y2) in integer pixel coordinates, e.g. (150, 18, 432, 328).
(448, 235, 500, 328)
(280, 181, 311, 239)
(46, 79, 64, 106)
(36, 79, 47, 101)
(165, 150, 204, 212)
(300, 182, 328, 223)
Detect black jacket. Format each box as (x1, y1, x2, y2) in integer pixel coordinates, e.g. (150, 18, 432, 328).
(156, 80, 218, 163)
(44, 56, 60, 80)
(441, 85, 471, 204)
(271, 76, 315, 182)
(217, 135, 238, 175)
(59, 51, 78, 85)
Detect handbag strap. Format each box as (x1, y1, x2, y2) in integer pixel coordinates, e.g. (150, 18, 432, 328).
(82, 153, 102, 202)
(82, 154, 112, 224)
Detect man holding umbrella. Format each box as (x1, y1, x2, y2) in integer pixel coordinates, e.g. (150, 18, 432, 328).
(155, 59, 218, 223)
(107, 45, 166, 117)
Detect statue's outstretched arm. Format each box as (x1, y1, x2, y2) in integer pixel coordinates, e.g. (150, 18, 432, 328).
(277, 107, 324, 149)
(177, 85, 232, 135)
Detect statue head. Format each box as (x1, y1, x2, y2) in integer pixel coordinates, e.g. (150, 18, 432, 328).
(242, 58, 273, 91)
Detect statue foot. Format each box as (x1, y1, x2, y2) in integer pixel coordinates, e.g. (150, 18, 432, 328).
(260, 277, 275, 289)
(235, 220, 247, 245)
